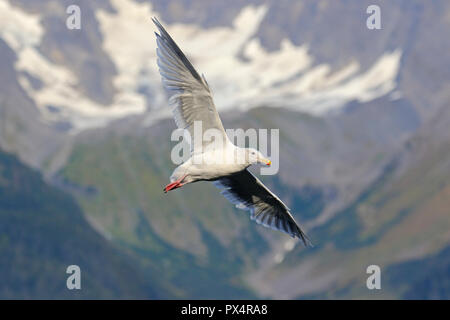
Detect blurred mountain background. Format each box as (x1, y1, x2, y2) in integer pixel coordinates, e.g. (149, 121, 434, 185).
(0, 0, 449, 299)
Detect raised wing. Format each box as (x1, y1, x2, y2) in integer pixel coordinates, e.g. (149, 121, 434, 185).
(153, 18, 228, 153)
(214, 170, 311, 246)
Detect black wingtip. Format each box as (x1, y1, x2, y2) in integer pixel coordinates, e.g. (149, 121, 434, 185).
(151, 16, 160, 26)
(151, 17, 166, 36)
(152, 17, 165, 35)
(295, 227, 313, 247)
(303, 236, 314, 248)
(150, 15, 203, 82)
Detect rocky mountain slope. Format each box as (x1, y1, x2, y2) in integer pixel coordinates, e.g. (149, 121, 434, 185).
(0, 150, 172, 298)
(0, 0, 449, 298)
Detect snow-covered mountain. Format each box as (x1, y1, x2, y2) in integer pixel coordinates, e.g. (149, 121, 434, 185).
(2, 0, 402, 131)
(1, 0, 450, 299)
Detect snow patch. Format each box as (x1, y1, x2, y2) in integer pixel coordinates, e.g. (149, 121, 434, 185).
(1, 0, 403, 132)
(0, 0, 145, 131)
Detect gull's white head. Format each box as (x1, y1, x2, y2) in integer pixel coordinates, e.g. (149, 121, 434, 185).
(246, 148, 271, 166)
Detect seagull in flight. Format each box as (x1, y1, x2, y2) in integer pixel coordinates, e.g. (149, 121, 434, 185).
(153, 18, 311, 246)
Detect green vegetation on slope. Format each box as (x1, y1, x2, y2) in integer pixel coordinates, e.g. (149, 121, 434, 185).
(264, 142, 450, 299)
(386, 244, 450, 299)
(0, 150, 169, 299)
(60, 133, 261, 299)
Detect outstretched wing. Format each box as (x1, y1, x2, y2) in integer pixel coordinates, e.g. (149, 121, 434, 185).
(214, 170, 311, 246)
(153, 18, 228, 153)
